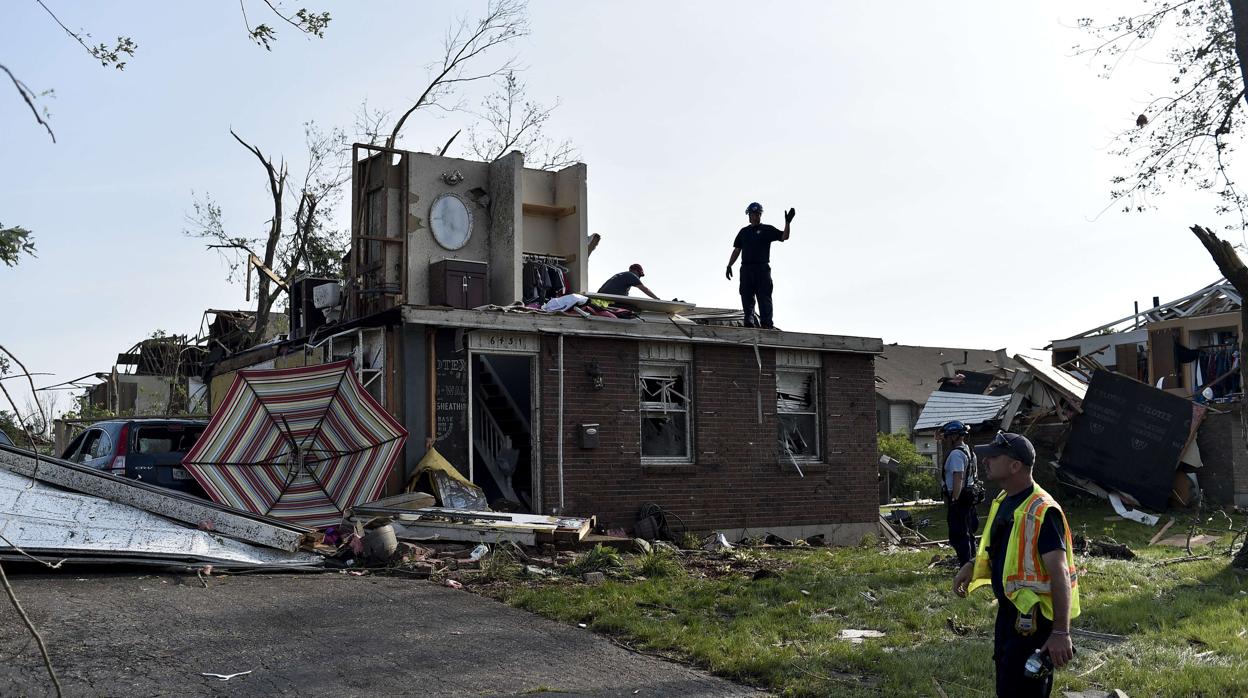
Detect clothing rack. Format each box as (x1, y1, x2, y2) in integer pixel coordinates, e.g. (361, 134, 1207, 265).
(522, 252, 567, 263)
(522, 254, 572, 304)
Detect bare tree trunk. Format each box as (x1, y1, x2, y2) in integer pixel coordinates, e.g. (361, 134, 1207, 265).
(1190, 225, 1248, 568)
(232, 130, 286, 344)
(1230, 0, 1248, 112)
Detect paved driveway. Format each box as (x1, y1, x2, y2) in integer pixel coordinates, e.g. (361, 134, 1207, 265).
(0, 570, 767, 697)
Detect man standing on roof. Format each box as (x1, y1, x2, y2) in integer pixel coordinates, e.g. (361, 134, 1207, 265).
(597, 263, 659, 299)
(953, 432, 1079, 698)
(726, 202, 794, 328)
(939, 420, 979, 566)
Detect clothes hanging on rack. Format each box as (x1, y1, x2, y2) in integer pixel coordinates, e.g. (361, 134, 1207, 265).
(1196, 344, 1240, 398)
(522, 254, 571, 304)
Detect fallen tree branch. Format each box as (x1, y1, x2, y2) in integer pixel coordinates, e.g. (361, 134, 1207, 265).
(0, 562, 62, 697)
(1153, 554, 1212, 567)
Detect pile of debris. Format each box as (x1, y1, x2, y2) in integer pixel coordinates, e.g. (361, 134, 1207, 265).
(0, 444, 320, 570)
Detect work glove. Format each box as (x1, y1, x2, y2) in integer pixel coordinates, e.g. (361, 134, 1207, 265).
(785, 208, 796, 224)
(725, 265, 733, 280)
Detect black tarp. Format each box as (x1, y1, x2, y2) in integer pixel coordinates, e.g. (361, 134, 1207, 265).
(1059, 371, 1196, 511)
(938, 370, 995, 395)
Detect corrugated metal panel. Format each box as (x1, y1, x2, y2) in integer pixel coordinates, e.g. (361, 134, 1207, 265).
(0, 467, 322, 568)
(776, 349, 820, 368)
(640, 342, 692, 362)
(914, 391, 1011, 431)
(888, 403, 912, 433)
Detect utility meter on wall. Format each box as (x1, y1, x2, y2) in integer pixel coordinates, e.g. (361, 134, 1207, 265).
(429, 193, 473, 250)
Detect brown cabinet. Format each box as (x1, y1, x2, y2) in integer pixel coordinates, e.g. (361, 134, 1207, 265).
(430, 260, 488, 309)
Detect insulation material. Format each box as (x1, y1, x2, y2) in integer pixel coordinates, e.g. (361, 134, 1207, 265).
(1060, 371, 1202, 511)
(409, 448, 489, 511)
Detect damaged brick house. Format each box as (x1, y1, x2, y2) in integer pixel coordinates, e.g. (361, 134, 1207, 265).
(206, 146, 882, 543)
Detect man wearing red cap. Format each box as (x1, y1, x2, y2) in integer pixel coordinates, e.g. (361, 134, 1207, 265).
(597, 263, 659, 299)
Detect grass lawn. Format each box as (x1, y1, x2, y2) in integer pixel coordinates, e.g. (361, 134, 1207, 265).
(466, 498, 1248, 697)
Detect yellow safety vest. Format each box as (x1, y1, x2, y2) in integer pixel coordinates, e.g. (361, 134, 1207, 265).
(968, 484, 1081, 621)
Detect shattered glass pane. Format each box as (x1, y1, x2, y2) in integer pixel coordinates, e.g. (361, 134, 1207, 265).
(642, 412, 688, 458)
(777, 369, 818, 460)
(778, 414, 818, 459)
(640, 371, 688, 411)
(640, 363, 692, 460)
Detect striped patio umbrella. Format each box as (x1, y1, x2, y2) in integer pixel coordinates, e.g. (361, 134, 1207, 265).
(183, 360, 407, 528)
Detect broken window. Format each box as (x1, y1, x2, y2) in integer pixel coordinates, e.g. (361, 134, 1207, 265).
(640, 363, 692, 462)
(777, 370, 820, 462)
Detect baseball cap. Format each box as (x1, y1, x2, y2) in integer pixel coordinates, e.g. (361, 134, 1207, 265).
(974, 431, 1035, 467)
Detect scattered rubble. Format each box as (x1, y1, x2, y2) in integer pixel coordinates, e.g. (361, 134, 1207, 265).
(1073, 533, 1136, 560)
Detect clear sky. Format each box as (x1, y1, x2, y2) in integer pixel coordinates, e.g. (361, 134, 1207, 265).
(0, 1, 1232, 417)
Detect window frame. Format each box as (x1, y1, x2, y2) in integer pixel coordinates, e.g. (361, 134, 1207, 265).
(776, 367, 821, 464)
(639, 360, 694, 464)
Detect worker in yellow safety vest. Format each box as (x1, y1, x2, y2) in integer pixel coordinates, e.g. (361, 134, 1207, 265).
(952, 431, 1080, 698)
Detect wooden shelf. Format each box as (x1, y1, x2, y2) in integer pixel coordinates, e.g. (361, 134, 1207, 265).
(522, 203, 577, 219)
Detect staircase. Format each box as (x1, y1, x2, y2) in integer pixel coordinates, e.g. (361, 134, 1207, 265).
(472, 355, 532, 508)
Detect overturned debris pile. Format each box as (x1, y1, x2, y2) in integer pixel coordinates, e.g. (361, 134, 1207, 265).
(0, 444, 321, 569)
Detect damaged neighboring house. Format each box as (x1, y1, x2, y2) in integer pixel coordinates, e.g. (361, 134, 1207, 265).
(1050, 279, 1248, 509)
(1050, 278, 1242, 395)
(875, 345, 1018, 465)
(86, 334, 208, 416)
(904, 352, 1089, 483)
(203, 146, 884, 544)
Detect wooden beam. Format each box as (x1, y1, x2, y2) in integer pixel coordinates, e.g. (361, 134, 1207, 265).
(388, 521, 537, 545)
(0, 446, 309, 552)
(401, 305, 884, 355)
(522, 203, 577, 219)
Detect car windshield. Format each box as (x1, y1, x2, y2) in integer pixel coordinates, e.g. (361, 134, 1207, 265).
(134, 425, 205, 454)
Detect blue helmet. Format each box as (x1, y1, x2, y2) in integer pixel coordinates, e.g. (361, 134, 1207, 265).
(939, 421, 970, 437)
(745, 202, 763, 214)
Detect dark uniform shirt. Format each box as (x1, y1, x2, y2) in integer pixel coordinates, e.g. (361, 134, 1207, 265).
(733, 224, 784, 264)
(597, 271, 642, 295)
(988, 485, 1067, 604)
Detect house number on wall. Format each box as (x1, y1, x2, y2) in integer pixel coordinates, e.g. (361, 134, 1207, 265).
(469, 332, 537, 352)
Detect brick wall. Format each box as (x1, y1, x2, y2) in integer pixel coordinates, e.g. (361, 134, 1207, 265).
(1196, 407, 1248, 507)
(537, 335, 878, 542)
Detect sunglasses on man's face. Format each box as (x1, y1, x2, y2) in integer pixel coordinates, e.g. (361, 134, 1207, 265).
(992, 431, 1020, 449)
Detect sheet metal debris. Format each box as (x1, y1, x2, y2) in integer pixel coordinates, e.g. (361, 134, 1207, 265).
(0, 444, 312, 552)
(0, 467, 322, 569)
(914, 391, 1012, 431)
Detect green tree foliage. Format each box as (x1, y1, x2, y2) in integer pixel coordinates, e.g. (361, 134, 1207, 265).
(1076, 0, 1248, 568)
(878, 431, 939, 500)
(1075, 0, 1248, 227)
(0, 224, 36, 267)
(7, 2, 331, 142)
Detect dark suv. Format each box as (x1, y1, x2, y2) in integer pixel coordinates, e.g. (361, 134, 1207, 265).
(61, 419, 210, 496)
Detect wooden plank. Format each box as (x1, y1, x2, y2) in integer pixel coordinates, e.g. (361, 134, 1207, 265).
(389, 521, 537, 545)
(878, 515, 902, 544)
(1148, 517, 1176, 546)
(522, 203, 577, 219)
(0, 446, 309, 552)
